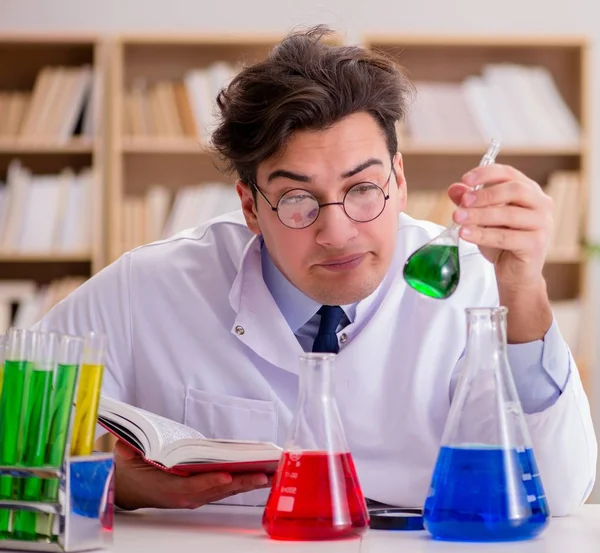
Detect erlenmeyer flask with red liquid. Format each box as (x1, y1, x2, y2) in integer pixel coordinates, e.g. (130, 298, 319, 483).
(262, 352, 369, 540)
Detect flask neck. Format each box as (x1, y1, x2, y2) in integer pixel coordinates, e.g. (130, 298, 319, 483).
(288, 353, 348, 453)
(298, 353, 336, 404)
(465, 307, 508, 356)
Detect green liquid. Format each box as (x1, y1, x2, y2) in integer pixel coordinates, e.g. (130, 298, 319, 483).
(13, 369, 53, 541)
(42, 364, 79, 500)
(0, 360, 28, 536)
(403, 245, 460, 299)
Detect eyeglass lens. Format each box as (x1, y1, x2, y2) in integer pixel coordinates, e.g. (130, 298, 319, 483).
(277, 183, 386, 229)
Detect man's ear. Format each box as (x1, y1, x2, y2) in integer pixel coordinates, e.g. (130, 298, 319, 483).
(236, 179, 261, 235)
(393, 152, 407, 213)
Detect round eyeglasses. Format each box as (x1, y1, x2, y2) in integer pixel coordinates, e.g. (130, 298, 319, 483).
(253, 171, 392, 229)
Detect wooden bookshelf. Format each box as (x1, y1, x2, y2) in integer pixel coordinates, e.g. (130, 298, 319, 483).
(0, 34, 107, 330)
(363, 34, 592, 385)
(0, 32, 592, 384)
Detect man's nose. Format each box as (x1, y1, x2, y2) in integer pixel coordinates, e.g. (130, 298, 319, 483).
(314, 203, 359, 248)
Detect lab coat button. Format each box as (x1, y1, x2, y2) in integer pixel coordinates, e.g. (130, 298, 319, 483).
(340, 333, 347, 343)
(235, 325, 245, 335)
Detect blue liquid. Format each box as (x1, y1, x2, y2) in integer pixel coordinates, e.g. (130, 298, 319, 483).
(423, 446, 549, 541)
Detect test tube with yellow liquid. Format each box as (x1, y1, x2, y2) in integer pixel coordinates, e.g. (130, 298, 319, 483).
(70, 332, 106, 456)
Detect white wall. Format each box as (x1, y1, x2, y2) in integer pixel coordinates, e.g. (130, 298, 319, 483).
(2, 0, 600, 500)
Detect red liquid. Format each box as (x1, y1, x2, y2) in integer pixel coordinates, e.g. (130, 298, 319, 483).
(262, 450, 369, 540)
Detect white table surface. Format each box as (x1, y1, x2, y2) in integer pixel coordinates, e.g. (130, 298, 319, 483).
(109, 504, 600, 552)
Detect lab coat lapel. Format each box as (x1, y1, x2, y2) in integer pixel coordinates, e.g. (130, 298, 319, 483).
(229, 235, 304, 374)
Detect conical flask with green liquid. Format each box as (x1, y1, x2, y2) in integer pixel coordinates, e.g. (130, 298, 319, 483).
(403, 139, 501, 299)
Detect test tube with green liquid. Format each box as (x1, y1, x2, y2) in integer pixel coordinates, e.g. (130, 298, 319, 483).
(0, 334, 6, 404)
(37, 334, 83, 539)
(70, 332, 106, 456)
(0, 329, 36, 537)
(0, 334, 5, 535)
(13, 331, 58, 541)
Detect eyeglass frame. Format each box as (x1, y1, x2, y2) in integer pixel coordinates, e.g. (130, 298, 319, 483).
(249, 166, 395, 229)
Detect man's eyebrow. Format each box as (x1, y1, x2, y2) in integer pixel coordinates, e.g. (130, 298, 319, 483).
(266, 158, 385, 185)
(341, 158, 384, 178)
(266, 169, 311, 184)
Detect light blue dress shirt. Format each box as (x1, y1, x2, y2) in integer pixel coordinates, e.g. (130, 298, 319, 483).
(261, 243, 571, 415)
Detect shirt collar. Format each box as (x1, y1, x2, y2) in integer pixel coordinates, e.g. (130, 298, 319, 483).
(260, 238, 357, 332)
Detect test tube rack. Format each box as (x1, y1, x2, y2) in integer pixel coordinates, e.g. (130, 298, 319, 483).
(0, 452, 114, 552)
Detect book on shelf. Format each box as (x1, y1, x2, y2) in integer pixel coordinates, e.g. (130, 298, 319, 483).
(545, 171, 582, 259)
(405, 63, 581, 148)
(122, 61, 240, 144)
(0, 65, 95, 143)
(98, 395, 282, 475)
(121, 182, 239, 252)
(0, 160, 94, 255)
(0, 277, 86, 333)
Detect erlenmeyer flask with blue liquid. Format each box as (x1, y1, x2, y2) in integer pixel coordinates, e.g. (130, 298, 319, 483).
(423, 307, 550, 542)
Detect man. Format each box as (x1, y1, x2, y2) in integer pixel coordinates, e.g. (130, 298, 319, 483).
(35, 26, 596, 513)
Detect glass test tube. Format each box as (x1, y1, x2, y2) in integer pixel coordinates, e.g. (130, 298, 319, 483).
(0, 334, 6, 400)
(13, 331, 59, 541)
(38, 334, 84, 540)
(0, 329, 36, 536)
(70, 332, 106, 456)
(0, 334, 5, 536)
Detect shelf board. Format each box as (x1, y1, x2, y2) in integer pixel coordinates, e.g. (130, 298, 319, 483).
(121, 137, 206, 154)
(0, 138, 94, 154)
(0, 254, 92, 263)
(118, 33, 285, 46)
(400, 144, 584, 156)
(0, 34, 98, 46)
(121, 141, 584, 157)
(364, 34, 589, 48)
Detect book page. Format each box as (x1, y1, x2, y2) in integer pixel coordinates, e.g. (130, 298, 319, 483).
(99, 396, 207, 457)
(140, 410, 206, 448)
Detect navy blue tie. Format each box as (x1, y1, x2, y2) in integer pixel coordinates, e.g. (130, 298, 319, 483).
(312, 305, 344, 353)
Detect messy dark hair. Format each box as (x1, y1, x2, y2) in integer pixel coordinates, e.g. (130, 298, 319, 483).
(211, 25, 414, 188)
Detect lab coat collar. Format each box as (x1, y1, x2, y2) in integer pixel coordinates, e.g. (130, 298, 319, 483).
(228, 217, 410, 373)
(229, 234, 305, 374)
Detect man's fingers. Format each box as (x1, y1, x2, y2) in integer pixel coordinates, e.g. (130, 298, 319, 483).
(453, 205, 545, 231)
(174, 472, 234, 495)
(200, 475, 272, 506)
(176, 472, 268, 499)
(448, 183, 471, 207)
(460, 226, 547, 254)
(114, 441, 139, 461)
(461, 163, 531, 188)
(177, 473, 272, 509)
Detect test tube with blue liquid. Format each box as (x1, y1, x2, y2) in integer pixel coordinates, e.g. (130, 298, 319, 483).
(423, 307, 550, 541)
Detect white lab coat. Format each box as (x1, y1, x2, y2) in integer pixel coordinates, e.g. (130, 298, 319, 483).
(35, 211, 597, 514)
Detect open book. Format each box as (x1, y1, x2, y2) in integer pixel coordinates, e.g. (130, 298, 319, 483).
(97, 396, 282, 475)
